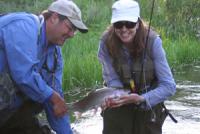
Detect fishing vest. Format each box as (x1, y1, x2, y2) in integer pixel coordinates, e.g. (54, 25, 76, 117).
(113, 30, 158, 92)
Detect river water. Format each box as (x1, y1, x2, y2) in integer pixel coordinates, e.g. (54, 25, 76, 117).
(69, 64, 200, 134)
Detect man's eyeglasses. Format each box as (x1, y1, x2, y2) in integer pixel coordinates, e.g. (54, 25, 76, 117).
(63, 19, 78, 34)
(114, 21, 137, 29)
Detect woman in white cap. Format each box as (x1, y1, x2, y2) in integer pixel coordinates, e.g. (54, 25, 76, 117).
(98, 0, 176, 133)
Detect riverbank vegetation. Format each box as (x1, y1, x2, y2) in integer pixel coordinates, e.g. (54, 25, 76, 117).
(1, 0, 199, 91)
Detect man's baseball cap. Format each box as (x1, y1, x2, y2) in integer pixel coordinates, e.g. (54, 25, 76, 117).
(48, 0, 88, 33)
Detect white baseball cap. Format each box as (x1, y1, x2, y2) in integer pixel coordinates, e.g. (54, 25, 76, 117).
(111, 0, 140, 24)
(48, 0, 88, 33)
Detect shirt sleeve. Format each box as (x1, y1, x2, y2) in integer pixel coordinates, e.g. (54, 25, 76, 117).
(2, 18, 53, 103)
(141, 36, 176, 109)
(98, 37, 123, 88)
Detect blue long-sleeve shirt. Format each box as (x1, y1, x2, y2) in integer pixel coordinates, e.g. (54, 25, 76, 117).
(0, 12, 72, 134)
(98, 35, 176, 109)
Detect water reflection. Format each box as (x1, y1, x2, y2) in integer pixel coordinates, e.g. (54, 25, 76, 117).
(69, 64, 200, 134)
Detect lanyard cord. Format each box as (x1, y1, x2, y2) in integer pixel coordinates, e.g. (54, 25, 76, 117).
(42, 48, 58, 74)
(37, 15, 58, 90)
(42, 48, 58, 90)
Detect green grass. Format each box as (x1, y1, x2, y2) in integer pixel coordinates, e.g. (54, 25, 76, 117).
(62, 30, 103, 90)
(0, 0, 51, 13)
(1, 0, 200, 91)
(164, 36, 200, 66)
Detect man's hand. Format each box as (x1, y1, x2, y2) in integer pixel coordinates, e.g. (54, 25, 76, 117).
(50, 91, 68, 117)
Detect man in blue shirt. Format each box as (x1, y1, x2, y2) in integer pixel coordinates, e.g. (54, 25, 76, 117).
(0, 0, 88, 134)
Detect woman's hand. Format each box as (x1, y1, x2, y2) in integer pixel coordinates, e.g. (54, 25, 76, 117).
(101, 93, 145, 110)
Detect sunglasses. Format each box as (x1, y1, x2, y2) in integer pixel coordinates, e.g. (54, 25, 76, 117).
(114, 21, 137, 29)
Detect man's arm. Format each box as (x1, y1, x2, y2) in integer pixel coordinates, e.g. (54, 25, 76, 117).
(3, 16, 53, 103)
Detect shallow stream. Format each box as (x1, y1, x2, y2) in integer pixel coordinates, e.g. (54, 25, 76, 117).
(68, 64, 200, 134)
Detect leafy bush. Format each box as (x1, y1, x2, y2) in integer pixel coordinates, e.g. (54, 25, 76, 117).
(138, 0, 200, 39)
(164, 0, 200, 38)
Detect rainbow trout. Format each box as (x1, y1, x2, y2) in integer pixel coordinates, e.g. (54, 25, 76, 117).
(68, 87, 130, 113)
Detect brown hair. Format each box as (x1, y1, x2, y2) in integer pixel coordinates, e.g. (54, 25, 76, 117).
(105, 18, 148, 58)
